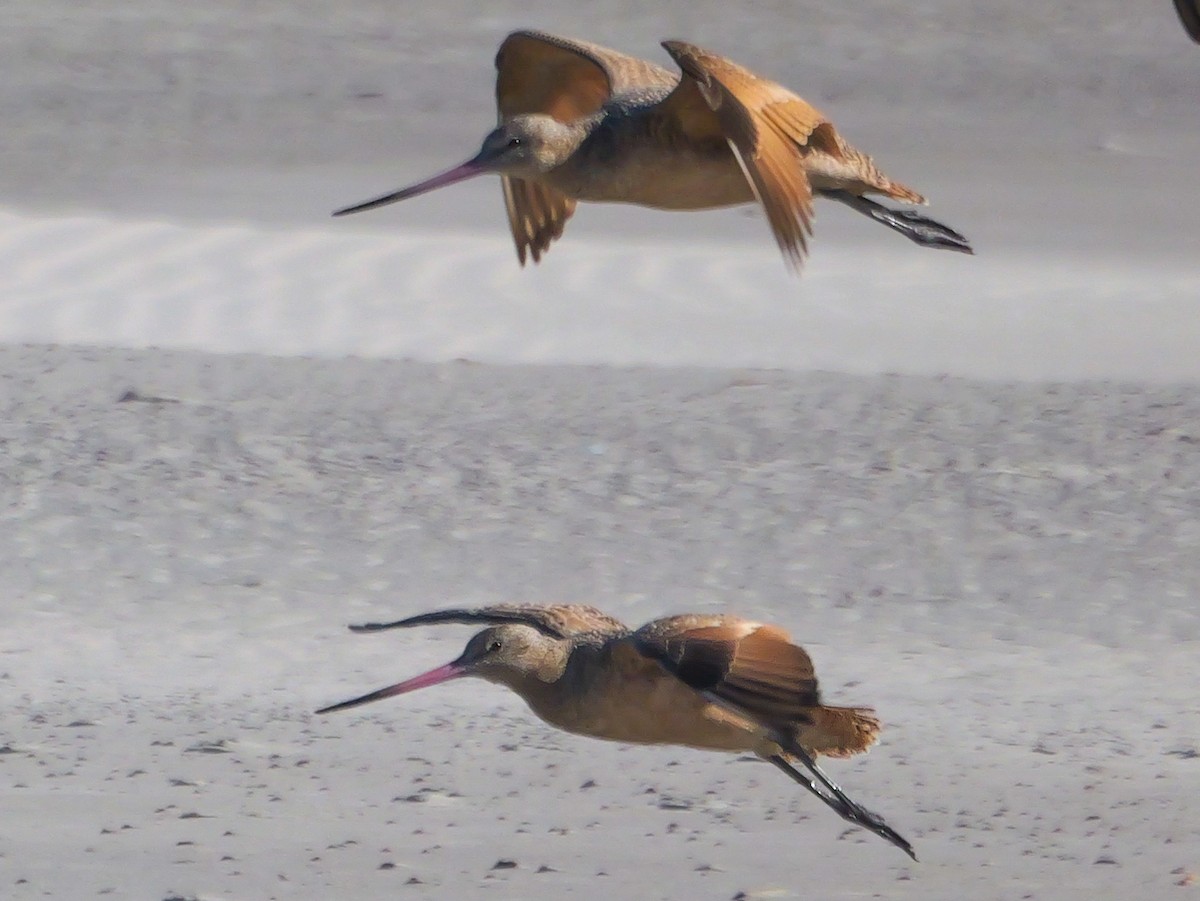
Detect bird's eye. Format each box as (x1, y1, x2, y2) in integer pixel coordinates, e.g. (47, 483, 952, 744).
(487, 639, 503, 653)
(506, 137, 522, 149)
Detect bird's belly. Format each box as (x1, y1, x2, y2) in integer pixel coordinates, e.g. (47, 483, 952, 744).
(553, 152, 755, 211)
(530, 674, 764, 753)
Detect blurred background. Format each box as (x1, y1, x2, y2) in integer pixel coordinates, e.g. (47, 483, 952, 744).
(1, 1, 1197, 377)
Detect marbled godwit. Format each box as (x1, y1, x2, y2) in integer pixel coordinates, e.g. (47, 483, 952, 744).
(1175, 0, 1200, 42)
(334, 31, 972, 272)
(317, 604, 915, 859)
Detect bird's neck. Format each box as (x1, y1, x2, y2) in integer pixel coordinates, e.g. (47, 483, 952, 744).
(516, 642, 611, 725)
(482, 643, 572, 699)
(545, 116, 597, 168)
(481, 640, 607, 725)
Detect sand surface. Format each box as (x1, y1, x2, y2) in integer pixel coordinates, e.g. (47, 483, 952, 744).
(2, 347, 1198, 899)
(2, 2, 1199, 899)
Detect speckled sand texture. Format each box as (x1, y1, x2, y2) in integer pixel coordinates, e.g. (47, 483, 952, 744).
(2, 347, 1198, 899)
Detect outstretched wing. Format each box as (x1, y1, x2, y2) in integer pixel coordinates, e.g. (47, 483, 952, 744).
(632, 615, 821, 725)
(495, 30, 675, 121)
(500, 177, 576, 265)
(493, 31, 676, 266)
(655, 40, 837, 271)
(348, 603, 629, 640)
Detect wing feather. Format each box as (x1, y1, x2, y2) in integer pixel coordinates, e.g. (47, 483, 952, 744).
(349, 604, 629, 639)
(657, 40, 833, 270)
(496, 30, 675, 121)
(501, 176, 577, 265)
(633, 617, 822, 725)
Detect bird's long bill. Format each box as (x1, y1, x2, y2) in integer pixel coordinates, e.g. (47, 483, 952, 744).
(315, 661, 466, 714)
(332, 159, 487, 217)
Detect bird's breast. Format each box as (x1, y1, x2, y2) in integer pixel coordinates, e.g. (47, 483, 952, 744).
(525, 663, 764, 752)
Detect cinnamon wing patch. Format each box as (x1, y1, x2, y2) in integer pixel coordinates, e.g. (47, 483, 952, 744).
(495, 31, 617, 123)
(636, 621, 821, 724)
(496, 30, 678, 122)
(658, 40, 832, 270)
(501, 176, 577, 265)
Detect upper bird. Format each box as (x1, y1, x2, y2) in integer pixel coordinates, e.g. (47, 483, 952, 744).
(333, 31, 972, 272)
(317, 603, 916, 859)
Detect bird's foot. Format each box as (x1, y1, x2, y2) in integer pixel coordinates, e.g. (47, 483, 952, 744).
(871, 208, 974, 255)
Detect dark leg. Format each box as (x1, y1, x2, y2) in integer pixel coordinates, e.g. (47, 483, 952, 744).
(765, 752, 917, 861)
(820, 189, 974, 255)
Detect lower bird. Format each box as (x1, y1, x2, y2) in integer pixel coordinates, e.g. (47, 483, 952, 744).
(317, 603, 915, 859)
(334, 30, 972, 273)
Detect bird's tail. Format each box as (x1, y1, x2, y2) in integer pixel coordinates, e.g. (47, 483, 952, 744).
(878, 179, 925, 205)
(835, 145, 926, 205)
(793, 706, 881, 758)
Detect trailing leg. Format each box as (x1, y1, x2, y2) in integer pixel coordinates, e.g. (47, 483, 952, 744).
(821, 189, 973, 254)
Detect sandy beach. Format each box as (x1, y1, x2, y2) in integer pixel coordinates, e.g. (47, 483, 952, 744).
(2, 2, 1198, 899)
(3, 348, 1198, 899)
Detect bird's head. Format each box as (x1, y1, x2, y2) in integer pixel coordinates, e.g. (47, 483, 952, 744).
(331, 114, 575, 218)
(315, 623, 564, 714)
(455, 623, 566, 686)
(473, 114, 575, 176)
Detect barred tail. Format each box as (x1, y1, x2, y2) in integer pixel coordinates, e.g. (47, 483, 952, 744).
(879, 179, 926, 205)
(841, 145, 927, 205)
(794, 706, 881, 758)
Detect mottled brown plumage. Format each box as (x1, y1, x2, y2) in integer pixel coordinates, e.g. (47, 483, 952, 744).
(318, 603, 914, 858)
(333, 30, 972, 272)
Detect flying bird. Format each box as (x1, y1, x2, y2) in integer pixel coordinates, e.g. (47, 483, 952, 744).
(334, 30, 972, 272)
(317, 603, 915, 859)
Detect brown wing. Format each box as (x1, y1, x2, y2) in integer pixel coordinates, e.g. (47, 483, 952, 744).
(1176, 0, 1200, 42)
(495, 30, 676, 121)
(495, 32, 676, 265)
(657, 40, 838, 271)
(633, 615, 821, 725)
(347, 604, 629, 640)
(500, 177, 576, 265)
